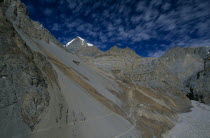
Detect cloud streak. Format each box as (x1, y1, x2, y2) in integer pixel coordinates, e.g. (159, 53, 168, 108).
(22, 0, 210, 56)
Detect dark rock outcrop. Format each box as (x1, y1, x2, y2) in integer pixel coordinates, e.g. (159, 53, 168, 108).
(0, 8, 49, 130)
(0, 2, 66, 137)
(184, 54, 210, 104)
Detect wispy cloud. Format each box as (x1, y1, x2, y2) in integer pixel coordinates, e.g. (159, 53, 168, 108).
(43, 8, 53, 16)
(23, 0, 210, 56)
(51, 23, 60, 31)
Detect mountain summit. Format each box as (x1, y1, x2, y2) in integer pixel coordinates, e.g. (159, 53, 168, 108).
(65, 36, 101, 58)
(66, 36, 93, 47)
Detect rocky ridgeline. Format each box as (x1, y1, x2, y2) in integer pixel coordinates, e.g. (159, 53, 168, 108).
(4, 0, 62, 47)
(66, 39, 141, 74)
(67, 37, 210, 104)
(90, 46, 141, 73)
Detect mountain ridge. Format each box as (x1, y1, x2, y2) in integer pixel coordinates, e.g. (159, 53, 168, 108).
(65, 36, 142, 61)
(67, 37, 210, 104)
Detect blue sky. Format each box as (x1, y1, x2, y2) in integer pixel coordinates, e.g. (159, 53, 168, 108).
(21, 0, 210, 57)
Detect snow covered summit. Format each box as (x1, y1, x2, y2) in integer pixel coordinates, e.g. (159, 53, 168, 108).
(65, 36, 101, 57)
(66, 36, 94, 48)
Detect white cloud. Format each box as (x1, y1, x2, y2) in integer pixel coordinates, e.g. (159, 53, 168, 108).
(40, 0, 210, 56)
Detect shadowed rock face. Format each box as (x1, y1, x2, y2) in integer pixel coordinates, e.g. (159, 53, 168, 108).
(0, 2, 67, 137)
(0, 6, 50, 131)
(160, 47, 207, 82)
(4, 0, 62, 47)
(184, 55, 210, 104)
(160, 47, 210, 103)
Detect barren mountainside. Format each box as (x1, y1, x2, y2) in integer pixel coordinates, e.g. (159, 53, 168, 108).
(67, 37, 210, 103)
(0, 0, 210, 138)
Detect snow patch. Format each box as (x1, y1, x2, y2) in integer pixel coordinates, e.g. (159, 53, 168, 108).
(66, 38, 75, 46)
(66, 36, 94, 47)
(206, 46, 210, 54)
(77, 36, 85, 41)
(87, 43, 93, 47)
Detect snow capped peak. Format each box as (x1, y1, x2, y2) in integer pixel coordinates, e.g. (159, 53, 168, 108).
(66, 38, 75, 46)
(87, 43, 93, 47)
(66, 36, 94, 47)
(65, 36, 84, 46)
(77, 36, 85, 41)
(76, 36, 85, 45)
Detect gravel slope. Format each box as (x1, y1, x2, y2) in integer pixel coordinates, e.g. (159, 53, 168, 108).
(163, 101, 210, 138)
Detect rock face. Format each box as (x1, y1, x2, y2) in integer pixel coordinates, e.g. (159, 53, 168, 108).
(0, 3, 66, 137)
(160, 47, 207, 82)
(5, 0, 62, 47)
(0, 1, 58, 137)
(184, 54, 210, 103)
(91, 46, 141, 73)
(0, 4, 49, 130)
(159, 47, 210, 103)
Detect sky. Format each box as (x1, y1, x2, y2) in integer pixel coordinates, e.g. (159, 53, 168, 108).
(21, 0, 210, 57)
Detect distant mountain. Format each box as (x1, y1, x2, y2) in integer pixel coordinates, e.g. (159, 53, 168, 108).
(66, 36, 102, 59)
(95, 46, 140, 58)
(66, 36, 94, 51)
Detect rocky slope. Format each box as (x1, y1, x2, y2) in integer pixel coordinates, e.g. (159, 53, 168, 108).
(65, 39, 195, 137)
(67, 33, 210, 136)
(67, 38, 210, 104)
(0, 0, 209, 138)
(163, 101, 210, 138)
(1, 1, 140, 137)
